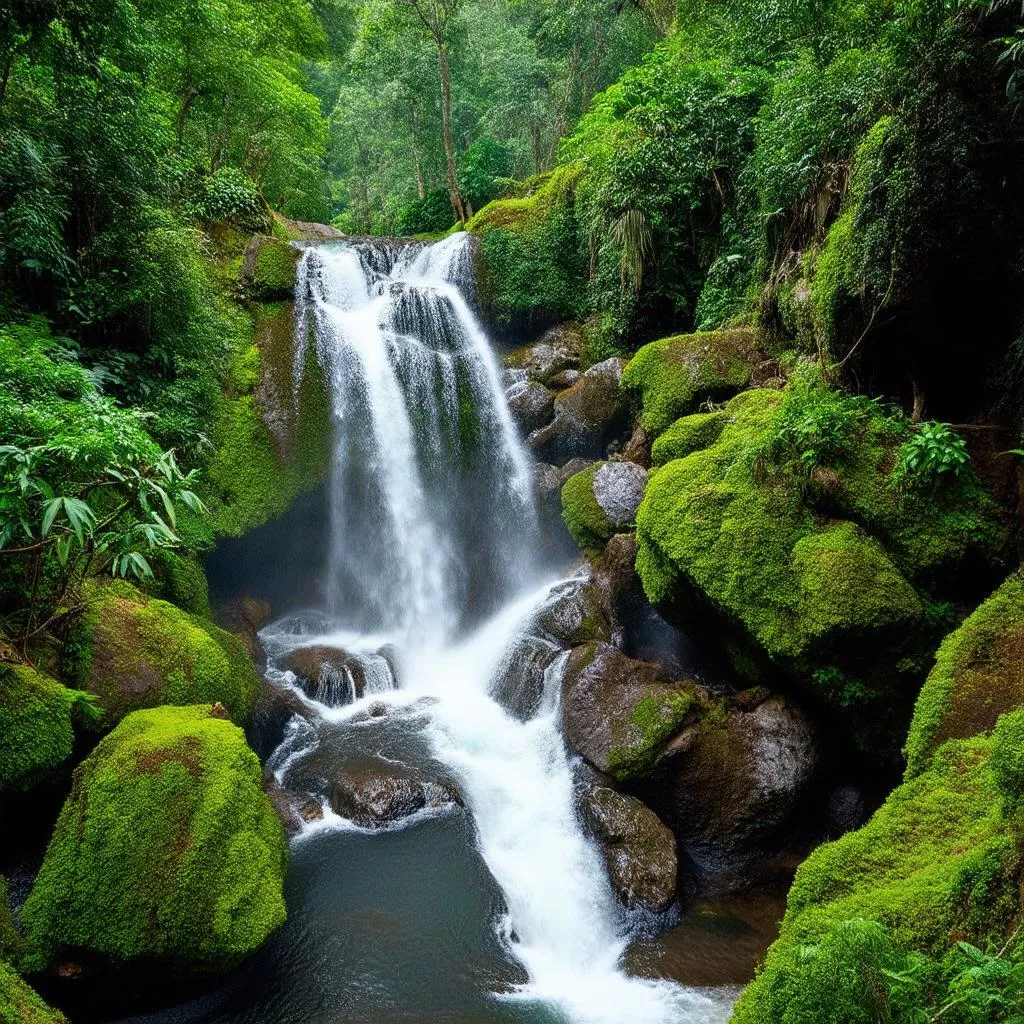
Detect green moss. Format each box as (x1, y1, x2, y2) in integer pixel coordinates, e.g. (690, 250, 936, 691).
(636, 382, 1000, 730)
(144, 550, 211, 616)
(0, 962, 66, 1024)
(247, 238, 299, 301)
(622, 328, 759, 436)
(991, 706, 1024, 809)
(561, 463, 613, 555)
(651, 411, 728, 467)
(64, 582, 260, 727)
(608, 689, 698, 782)
(733, 734, 1020, 1024)
(905, 573, 1024, 779)
(0, 665, 96, 793)
(21, 705, 287, 973)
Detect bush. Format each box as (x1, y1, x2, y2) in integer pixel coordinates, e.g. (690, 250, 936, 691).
(187, 169, 271, 232)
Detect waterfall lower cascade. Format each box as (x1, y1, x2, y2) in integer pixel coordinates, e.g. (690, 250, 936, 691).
(260, 235, 733, 1024)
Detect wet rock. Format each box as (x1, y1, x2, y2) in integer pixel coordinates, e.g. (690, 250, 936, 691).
(593, 461, 648, 529)
(503, 323, 584, 383)
(644, 692, 819, 876)
(489, 633, 562, 720)
(560, 642, 699, 781)
(249, 680, 312, 761)
(330, 760, 462, 827)
(213, 596, 273, 666)
(620, 421, 652, 469)
(506, 379, 556, 433)
(536, 573, 611, 648)
(280, 645, 367, 705)
(580, 786, 678, 914)
(549, 369, 581, 390)
(826, 784, 866, 836)
(528, 358, 629, 465)
(376, 644, 401, 688)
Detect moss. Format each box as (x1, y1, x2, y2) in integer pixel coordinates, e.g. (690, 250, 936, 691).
(991, 706, 1024, 810)
(64, 582, 260, 728)
(561, 463, 612, 556)
(635, 382, 1000, 730)
(904, 573, 1024, 779)
(246, 238, 300, 301)
(144, 550, 210, 617)
(732, 734, 1020, 1024)
(607, 690, 698, 782)
(651, 411, 728, 467)
(0, 665, 95, 793)
(622, 328, 759, 436)
(21, 705, 287, 973)
(0, 963, 66, 1024)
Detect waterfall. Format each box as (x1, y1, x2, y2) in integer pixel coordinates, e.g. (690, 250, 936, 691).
(260, 234, 732, 1024)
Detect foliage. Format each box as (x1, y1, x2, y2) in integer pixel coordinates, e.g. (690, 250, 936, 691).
(21, 705, 287, 972)
(892, 422, 970, 491)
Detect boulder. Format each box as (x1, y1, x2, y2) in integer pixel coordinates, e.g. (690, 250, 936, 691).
(64, 581, 261, 728)
(503, 323, 584, 384)
(536, 573, 612, 648)
(506, 378, 555, 433)
(561, 460, 647, 555)
(529, 358, 629, 465)
(644, 691, 818, 875)
(241, 236, 300, 301)
(560, 642, 699, 782)
(213, 596, 272, 665)
(330, 759, 462, 828)
(549, 369, 580, 390)
(0, 963, 67, 1023)
(580, 785, 678, 914)
(21, 705, 287, 975)
(280, 645, 367, 705)
(826, 784, 866, 836)
(489, 633, 562, 721)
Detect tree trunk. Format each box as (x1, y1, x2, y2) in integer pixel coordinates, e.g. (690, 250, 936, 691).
(438, 44, 466, 223)
(410, 105, 426, 200)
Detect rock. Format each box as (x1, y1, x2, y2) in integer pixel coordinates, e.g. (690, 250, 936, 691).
(241, 235, 300, 301)
(506, 379, 555, 433)
(248, 679, 311, 761)
(273, 214, 344, 241)
(560, 642, 699, 781)
(621, 421, 652, 468)
(330, 759, 462, 827)
(503, 323, 584, 383)
(0, 664, 93, 794)
(0, 963, 66, 1023)
(536, 573, 611, 648)
(549, 369, 581, 390)
(580, 786, 678, 914)
(213, 596, 272, 665)
(560, 460, 647, 555)
(489, 633, 562, 720)
(280, 645, 367, 705)
(529, 358, 629, 465)
(21, 705, 287, 974)
(645, 692, 818, 875)
(64, 581, 261, 728)
(826, 785, 866, 836)
(622, 328, 761, 435)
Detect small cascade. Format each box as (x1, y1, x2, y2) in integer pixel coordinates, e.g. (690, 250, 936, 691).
(253, 233, 733, 1024)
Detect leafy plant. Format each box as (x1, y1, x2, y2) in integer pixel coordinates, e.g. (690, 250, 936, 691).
(892, 422, 970, 491)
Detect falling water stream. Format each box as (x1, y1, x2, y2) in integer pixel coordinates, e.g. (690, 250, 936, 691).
(115, 235, 741, 1024)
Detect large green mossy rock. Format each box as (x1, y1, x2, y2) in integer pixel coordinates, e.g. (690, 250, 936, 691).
(0, 665, 95, 793)
(731, 730, 1023, 1024)
(64, 582, 260, 728)
(904, 572, 1024, 779)
(241, 237, 300, 301)
(22, 705, 287, 974)
(636, 386, 1004, 732)
(623, 328, 760, 436)
(0, 962, 66, 1024)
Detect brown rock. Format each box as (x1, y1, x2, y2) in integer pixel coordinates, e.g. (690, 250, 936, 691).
(281, 645, 367, 704)
(330, 760, 462, 828)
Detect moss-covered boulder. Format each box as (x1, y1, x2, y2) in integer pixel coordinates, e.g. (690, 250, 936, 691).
(636, 384, 1004, 740)
(64, 582, 260, 728)
(731, 732, 1021, 1024)
(650, 410, 727, 467)
(561, 460, 647, 555)
(0, 665, 96, 793)
(0, 962, 67, 1024)
(623, 328, 761, 436)
(241, 236, 300, 301)
(904, 571, 1024, 779)
(22, 705, 287, 974)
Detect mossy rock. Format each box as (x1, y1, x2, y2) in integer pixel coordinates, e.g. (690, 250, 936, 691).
(64, 582, 260, 728)
(143, 551, 210, 617)
(731, 734, 1021, 1024)
(21, 705, 287, 974)
(0, 962, 67, 1024)
(242, 237, 300, 301)
(622, 328, 760, 437)
(0, 665, 96, 793)
(904, 572, 1024, 779)
(650, 411, 728, 467)
(636, 385, 1003, 735)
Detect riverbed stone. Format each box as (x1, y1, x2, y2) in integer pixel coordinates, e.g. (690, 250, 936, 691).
(506, 378, 556, 433)
(503, 323, 584, 383)
(330, 760, 462, 827)
(536, 572, 611, 648)
(561, 460, 647, 555)
(580, 785, 678, 914)
(280, 645, 367, 704)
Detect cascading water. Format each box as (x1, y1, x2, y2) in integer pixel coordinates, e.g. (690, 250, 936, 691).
(185, 234, 735, 1024)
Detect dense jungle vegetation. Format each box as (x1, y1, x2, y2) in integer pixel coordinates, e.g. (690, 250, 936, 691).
(3, 0, 1024, 1020)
